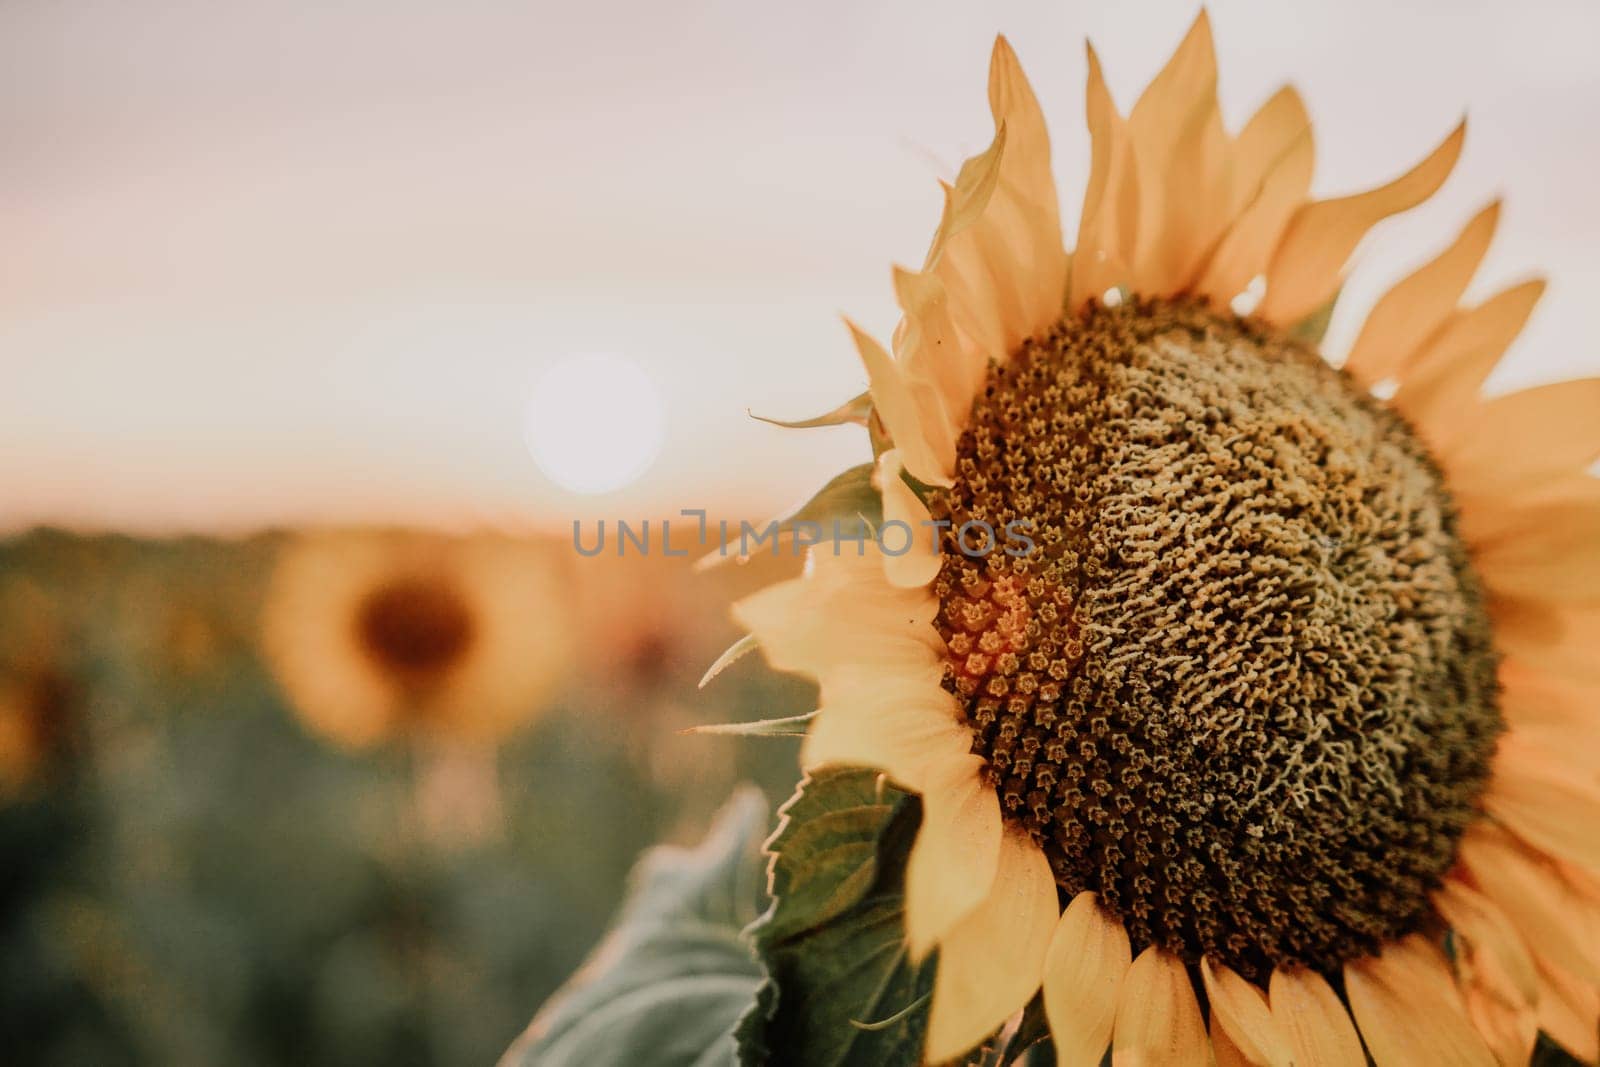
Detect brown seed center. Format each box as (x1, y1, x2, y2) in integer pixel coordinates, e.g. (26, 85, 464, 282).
(355, 575, 476, 684)
(928, 298, 1501, 978)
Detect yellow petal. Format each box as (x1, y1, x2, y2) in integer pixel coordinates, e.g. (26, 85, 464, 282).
(1127, 12, 1216, 156)
(1485, 732, 1600, 873)
(1559, 860, 1600, 906)
(1436, 880, 1540, 1067)
(1344, 200, 1500, 386)
(1390, 279, 1546, 440)
(1344, 936, 1496, 1067)
(1490, 605, 1600, 688)
(1043, 891, 1132, 1067)
(1195, 126, 1313, 305)
(1388, 940, 1472, 1017)
(1499, 654, 1592, 712)
(1465, 985, 1536, 1067)
(924, 828, 1058, 1064)
(1456, 474, 1600, 551)
(1068, 43, 1138, 311)
(1461, 980, 1538, 1067)
(1196, 85, 1315, 305)
(1443, 380, 1600, 499)
(904, 752, 1003, 959)
(1112, 945, 1208, 1065)
(1496, 660, 1600, 764)
(1150, 83, 1231, 295)
(893, 266, 988, 436)
(1227, 86, 1312, 219)
(1535, 956, 1600, 1064)
(732, 543, 941, 682)
(925, 42, 1066, 371)
(1458, 824, 1600, 986)
(1127, 11, 1232, 294)
(925, 134, 1013, 368)
(1259, 121, 1465, 325)
(1201, 958, 1292, 1066)
(850, 322, 953, 487)
(801, 672, 973, 791)
(1471, 494, 1600, 604)
(874, 449, 943, 590)
(1434, 880, 1539, 1006)
(986, 35, 1068, 329)
(1211, 1016, 1251, 1067)
(1268, 966, 1366, 1067)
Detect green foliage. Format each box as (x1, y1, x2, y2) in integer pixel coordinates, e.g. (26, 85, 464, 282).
(698, 463, 882, 566)
(738, 767, 934, 1067)
(770, 464, 883, 546)
(500, 789, 769, 1067)
(514, 767, 940, 1066)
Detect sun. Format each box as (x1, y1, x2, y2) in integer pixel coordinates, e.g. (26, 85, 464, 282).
(525, 352, 666, 495)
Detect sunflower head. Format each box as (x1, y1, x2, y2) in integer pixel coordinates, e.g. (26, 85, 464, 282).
(733, 12, 1600, 1066)
(263, 532, 572, 748)
(933, 294, 1503, 980)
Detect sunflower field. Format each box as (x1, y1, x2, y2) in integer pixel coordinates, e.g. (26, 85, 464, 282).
(0, 529, 806, 1065)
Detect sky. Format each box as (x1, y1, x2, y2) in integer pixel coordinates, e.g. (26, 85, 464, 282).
(3, 0, 1598, 534)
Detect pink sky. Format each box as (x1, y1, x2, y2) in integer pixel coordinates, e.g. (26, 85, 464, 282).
(3, 0, 1597, 534)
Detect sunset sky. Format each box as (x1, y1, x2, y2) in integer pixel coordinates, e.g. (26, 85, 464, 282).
(3, 0, 1597, 534)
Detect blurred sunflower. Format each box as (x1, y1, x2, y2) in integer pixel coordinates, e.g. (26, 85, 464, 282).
(0, 578, 79, 796)
(262, 532, 572, 749)
(735, 15, 1600, 1066)
(0, 674, 79, 796)
(572, 554, 709, 695)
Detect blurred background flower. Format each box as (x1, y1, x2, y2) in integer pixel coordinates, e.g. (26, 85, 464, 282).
(262, 531, 572, 749)
(0, 577, 80, 797)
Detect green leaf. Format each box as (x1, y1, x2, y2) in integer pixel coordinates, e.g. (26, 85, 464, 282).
(686, 712, 819, 738)
(759, 768, 899, 944)
(750, 391, 872, 430)
(740, 768, 935, 1067)
(501, 788, 769, 1067)
(697, 464, 881, 570)
(770, 463, 882, 544)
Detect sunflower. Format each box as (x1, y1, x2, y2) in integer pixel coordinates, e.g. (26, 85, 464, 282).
(0, 672, 77, 796)
(0, 577, 78, 796)
(733, 14, 1600, 1066)
(572, 553, 714, 695)
(262, 531, 572, 749)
